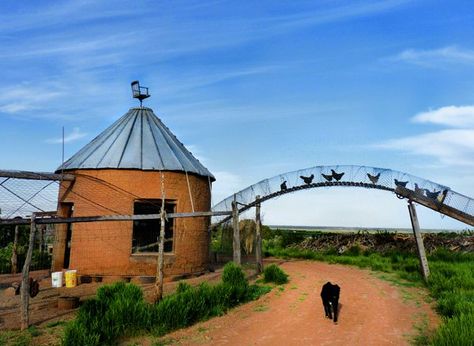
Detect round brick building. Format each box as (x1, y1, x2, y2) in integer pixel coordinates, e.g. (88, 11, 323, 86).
(52, 107, 214, 278)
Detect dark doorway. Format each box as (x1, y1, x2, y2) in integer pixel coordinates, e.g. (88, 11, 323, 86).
(62, 203, 74, 269)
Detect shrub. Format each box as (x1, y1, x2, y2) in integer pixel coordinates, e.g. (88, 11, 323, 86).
(222, 262, 248, 288)
(263, 264, 289, 285)
(63, 282, 151, 346)
(64, 263, 270, 345)
(176, 281, 192, 294)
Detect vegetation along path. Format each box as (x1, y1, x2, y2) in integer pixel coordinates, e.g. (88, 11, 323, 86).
(153, 260, 439, 346)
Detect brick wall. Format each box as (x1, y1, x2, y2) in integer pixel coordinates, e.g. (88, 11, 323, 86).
(52, 169, 212, 277)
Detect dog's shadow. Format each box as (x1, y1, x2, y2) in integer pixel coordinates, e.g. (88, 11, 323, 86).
(334, 303, 343, 324)
(337, 303, 343, 315)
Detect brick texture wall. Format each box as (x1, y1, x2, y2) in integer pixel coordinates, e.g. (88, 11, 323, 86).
(52, 169, 212, 277)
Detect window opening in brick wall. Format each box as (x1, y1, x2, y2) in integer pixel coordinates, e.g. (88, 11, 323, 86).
(132, 199, 175, 253)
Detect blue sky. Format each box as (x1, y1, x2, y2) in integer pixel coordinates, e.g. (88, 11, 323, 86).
(1, 0, 473, 229)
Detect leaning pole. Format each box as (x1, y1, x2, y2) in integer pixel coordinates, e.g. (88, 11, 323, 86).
(407, 201, 430, 281)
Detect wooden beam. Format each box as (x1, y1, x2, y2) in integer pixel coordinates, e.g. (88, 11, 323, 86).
(408, 202, 430, 281)
(396, 186, 473, 226)
(255, 195, 263, 274)
(0, 169, 75, 181)
(232, 196, 241, 265)
(20, 214, 36, 330)
(0, 211, 232, 226)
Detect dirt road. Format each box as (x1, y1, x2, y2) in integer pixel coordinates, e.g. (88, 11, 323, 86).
(155, 260, 439, 346)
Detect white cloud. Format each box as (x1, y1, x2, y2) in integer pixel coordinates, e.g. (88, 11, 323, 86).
(46, 127, 88, 144)
(0, 84, 64, 114)
(376, 104, 474, 167)
(412, 105, 474, 128)
(389, 46, 474, 67)
(378, 129, 474, 167)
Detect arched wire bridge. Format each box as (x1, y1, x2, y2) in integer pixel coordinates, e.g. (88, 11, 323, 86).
(211, 165, 474, 227)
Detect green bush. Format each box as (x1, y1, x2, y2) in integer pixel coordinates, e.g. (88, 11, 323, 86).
(263, 264, 289, 284)
(63, 282, 152, 346)
(222, 262, 247, 287)
(176, 281, 192, 294)
(63, 263, 271, 345)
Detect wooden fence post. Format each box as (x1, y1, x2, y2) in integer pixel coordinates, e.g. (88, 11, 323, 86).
(255, 196, 263, 274)
(408, 201, 430, 281)
(155, 206, 166, 302)
(11, 225, 19, 274)
(232, 195, 241, 265)
(208, 227, 215, 271)
(20, 214, 36, 330)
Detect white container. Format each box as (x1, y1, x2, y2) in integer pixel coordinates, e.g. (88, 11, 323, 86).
(51, 271, 63, 288)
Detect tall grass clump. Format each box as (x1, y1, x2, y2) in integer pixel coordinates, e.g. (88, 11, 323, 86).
(426, 249, 474, 345)
(263, 264, 289, 284)
(430, 313, 474, 345)
(63, 262, 272, 345)
(62, 282, 151, 346)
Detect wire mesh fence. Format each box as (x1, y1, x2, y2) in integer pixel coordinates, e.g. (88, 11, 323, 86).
(0, 177, 59, 219)
(211, 165, 474, 225)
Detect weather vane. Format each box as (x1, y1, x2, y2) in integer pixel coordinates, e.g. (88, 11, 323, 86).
(131, 80, 150, 107)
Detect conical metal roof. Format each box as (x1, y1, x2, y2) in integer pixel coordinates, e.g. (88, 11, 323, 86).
(56, 107, 215, 180)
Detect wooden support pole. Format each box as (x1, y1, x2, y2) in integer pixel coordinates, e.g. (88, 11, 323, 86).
(208, 227, 215, 272)
(232, 195, 241, 265)
(155, 208, 166, 302)
(255, 195, 263, 274)
(11, 225, 19, 274)
(408, 202, 430, 281)
(20, 214, 36, 330)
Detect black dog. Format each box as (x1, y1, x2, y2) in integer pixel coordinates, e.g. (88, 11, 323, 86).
(320, 282, 340, 323)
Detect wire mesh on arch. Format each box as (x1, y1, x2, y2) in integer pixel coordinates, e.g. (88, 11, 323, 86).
(211, 165, 474, 224)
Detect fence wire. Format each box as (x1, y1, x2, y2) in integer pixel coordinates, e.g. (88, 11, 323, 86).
(0, 178, 59, 218)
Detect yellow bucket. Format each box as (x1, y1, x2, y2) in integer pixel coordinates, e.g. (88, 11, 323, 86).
(65, 270, 77, 288)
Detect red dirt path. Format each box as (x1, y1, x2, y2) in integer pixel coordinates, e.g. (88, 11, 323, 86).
(151, 260, 439, 346)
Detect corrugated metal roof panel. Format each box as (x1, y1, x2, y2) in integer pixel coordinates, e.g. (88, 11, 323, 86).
(56, 108, 215, 180)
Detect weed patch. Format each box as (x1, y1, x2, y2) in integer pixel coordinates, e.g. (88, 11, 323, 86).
(263, 264, 289, 285)
(63, 262, 272, 345)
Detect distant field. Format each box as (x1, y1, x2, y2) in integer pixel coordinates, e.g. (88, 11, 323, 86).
(268, 225, 469, 234)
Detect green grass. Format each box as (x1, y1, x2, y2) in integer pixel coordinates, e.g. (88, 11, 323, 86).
(266, 245, 474, 345)
(0, 329, 33, 346)
(253, 304, 269, 312)
(46, 320, 68, 328)
(263, 264, 289, 285)
(62, 262, 273, 346)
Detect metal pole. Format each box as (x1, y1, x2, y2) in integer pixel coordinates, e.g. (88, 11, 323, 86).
(232, 195, 241, 265)
(255, 195, 263, 274)
(20, 213, 36, 330)
(407, 201, 430, 281)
